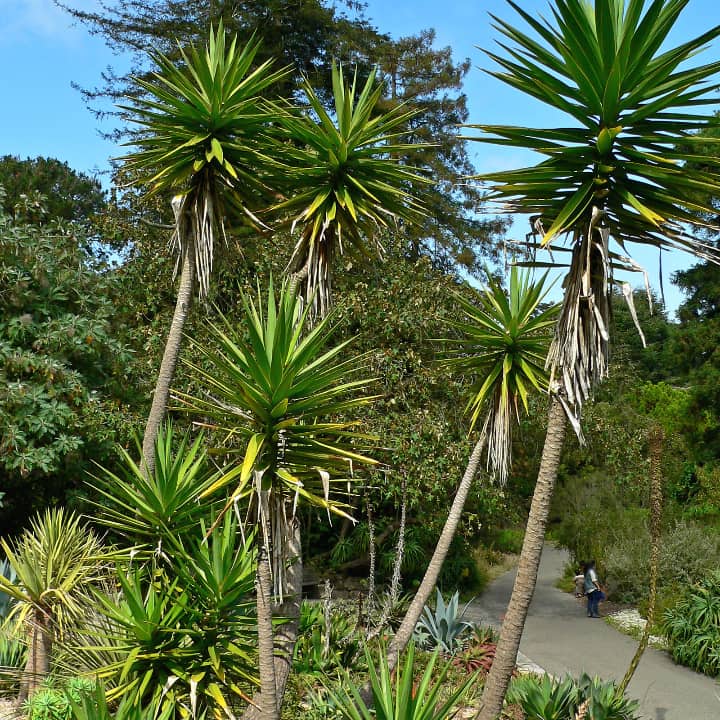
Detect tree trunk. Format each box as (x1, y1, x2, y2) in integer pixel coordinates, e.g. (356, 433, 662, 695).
(255, 544, 278, 720)
(18, 608, 52, 702)
(141, 247, 195, 476)
(477, 396, 566, 720)
(620, 425, 664, 693)
(242, 521, 303, 720)
(386, 435, 486, 669)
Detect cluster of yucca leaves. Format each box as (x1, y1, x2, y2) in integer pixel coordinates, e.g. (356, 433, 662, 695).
(662, 571, 720, 676)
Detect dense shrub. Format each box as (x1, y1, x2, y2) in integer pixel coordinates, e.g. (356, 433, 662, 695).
(604, 520, 720, 604)
(24, 677, 95, 720)
(662, 571, 720, 677)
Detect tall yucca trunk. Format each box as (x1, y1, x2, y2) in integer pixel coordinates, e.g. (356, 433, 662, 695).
(256, 544, 278, 720)
(18, 608, 53, 702)
(141, 244, 195, 476)
(620, 425, 664, 693)
(386, 435, 486, 670)
(477, 397, 567, 720)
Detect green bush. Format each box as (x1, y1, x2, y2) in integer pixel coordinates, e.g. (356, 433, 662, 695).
(605, 520, 720, 604)
(507, 672, 640, 720)
(24, 677, 95, 720)
(491, 528, 524, 554)
(662, 571, 720, 677)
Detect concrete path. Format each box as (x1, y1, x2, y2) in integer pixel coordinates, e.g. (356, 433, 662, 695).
(465, 545, 720, 720)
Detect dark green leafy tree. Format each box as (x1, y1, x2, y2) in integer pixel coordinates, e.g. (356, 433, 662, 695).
(0, 187, 138, 535)
(468, 1, 720, 716)
(0, 156, 105, 224)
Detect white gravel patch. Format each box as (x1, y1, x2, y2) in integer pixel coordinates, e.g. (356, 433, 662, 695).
(606, 609, 669, 650)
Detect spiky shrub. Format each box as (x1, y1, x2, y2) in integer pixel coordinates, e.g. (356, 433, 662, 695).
(68, 427, 259, 719)
(507, 673, 640, 720)
(662, 571, 720, 677)
(324, 642, 477, 720)
(412, 589, 474, 655)
(0, 509, 111, 699)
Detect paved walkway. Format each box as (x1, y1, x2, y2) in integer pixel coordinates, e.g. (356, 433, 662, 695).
(465, 545, 720, 720)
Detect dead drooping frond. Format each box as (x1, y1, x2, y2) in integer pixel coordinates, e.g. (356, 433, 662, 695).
(469, 0, 720, 432)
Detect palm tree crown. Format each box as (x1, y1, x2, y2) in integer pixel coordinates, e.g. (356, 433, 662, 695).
(443, 267, 558, 483)
(119, 24, 288, 297)
(275, 63, 427, 316)
(470, 0, 720, 418)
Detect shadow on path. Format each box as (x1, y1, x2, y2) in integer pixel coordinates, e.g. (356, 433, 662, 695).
(465, 544, 720, 720)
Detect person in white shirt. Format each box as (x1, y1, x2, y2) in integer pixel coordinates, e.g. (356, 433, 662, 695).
(583, 560, 605, 618)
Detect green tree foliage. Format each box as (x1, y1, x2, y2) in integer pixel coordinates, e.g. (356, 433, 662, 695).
(0, 187, 140, 535)
(60, 0, 504, 272)
(0, 156, 105, 224)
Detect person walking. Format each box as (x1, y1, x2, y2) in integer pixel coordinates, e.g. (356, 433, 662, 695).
(583, 560, 605, 618)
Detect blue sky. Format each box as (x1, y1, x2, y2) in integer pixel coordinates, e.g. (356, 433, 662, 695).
(1, 0, 719, 316)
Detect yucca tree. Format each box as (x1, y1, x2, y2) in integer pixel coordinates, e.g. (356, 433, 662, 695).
(467, 2, 720, 717)
(177, 280, 378, 719)
(385, 268, 557, 673)
(275, 62, 427, 317)
(0, 509, 112, 701)
(119, 24, 288, 475)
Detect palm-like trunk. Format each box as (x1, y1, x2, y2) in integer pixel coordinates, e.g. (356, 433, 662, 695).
(477, 396, 566, 720)
(386, 435, 486, 670)
(256, 544, 278, 720)
(141, 247, 195, 475)
(18, 608, 52, 702)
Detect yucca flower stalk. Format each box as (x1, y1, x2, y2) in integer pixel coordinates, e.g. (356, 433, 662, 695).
(468, 2, 720, 717)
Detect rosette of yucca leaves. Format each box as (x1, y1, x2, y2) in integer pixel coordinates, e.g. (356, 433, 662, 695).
(119, 23, 288, 298)
(443, 267, 558, 483)
(177, 279, 378, 593)
(275, 62, 427, 317)
(469, 0, 720, 416)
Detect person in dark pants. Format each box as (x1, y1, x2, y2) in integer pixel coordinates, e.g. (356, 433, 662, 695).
(583, 560, 605, 618)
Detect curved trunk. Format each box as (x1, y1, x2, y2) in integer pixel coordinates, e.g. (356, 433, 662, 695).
(386, 434, 486, 669)
(141, 248, 195, 476)
(477, 396, 566, 720)
(18, 607, 52, 702)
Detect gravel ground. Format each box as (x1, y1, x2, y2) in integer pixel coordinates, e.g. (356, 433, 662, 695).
(606, 608, 670, 650)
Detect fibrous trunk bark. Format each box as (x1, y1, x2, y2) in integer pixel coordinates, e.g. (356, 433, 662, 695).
(141, 246, 195, 476)
(255, 545, 278, 720)
(18, 608, 52, 702)
(242, 521, 303, 720)
(477, 396, 567, 720)
(386, 435, 486, 670)
(620, 425, 664, 693)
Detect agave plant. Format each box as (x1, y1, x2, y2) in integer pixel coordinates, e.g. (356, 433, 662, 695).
(469, 3, 720, 716)
(119, 24, 289, 474)
(413, 589, 474, 655)
(325, 642, 477, 720)
(275, 62, 427, 317)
